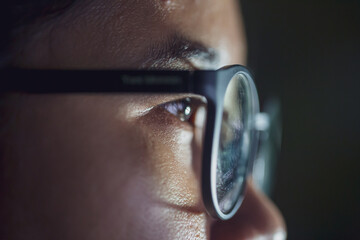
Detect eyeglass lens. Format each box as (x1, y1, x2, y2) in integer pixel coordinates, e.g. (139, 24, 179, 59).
(216, 73, 253, 214)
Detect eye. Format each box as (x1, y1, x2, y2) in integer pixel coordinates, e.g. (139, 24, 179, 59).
(160, 97, 206, 126)
(161, 97, 193, 121)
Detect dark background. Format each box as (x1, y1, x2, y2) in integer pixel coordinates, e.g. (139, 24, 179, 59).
(241, 0, 360, 239)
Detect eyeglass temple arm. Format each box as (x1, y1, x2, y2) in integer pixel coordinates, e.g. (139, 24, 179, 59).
(1, 70, 194, 93)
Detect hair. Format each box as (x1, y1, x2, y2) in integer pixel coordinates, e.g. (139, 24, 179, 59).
(1, 0, 76, 67)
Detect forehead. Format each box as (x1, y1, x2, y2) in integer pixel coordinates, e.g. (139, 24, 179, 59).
(17, 0, 246, 69)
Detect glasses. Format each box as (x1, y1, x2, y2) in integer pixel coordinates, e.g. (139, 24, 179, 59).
(3, 64, 260, 220)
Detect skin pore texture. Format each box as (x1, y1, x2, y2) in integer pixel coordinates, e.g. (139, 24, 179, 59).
(1, 0, 286, 239)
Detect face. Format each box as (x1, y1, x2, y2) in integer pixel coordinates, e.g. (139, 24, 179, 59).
(2, 0, 286, 239)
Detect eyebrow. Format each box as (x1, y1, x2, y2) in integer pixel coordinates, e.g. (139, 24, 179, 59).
(143, 33, 220, 69)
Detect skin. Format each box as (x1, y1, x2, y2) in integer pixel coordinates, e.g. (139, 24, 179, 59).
(1, 0, 286, 239)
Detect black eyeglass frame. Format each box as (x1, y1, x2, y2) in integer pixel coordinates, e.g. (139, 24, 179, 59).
(2, 64, 260, 220)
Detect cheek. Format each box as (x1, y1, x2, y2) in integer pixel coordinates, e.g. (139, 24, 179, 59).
(135, 111, 203, 211)
(121, 114, 210, 239)
(5, 95, 209, 239)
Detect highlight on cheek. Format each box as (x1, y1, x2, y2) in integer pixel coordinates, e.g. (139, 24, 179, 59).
(115, 95, 207, 216)
(148, 123, 198, 206)
(129, 97, 207, 213)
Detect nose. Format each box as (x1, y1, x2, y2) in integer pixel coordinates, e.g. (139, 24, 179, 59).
(210, 181, 286, 240)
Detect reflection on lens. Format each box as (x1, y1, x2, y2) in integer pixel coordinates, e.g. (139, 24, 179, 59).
(216, 73, 253, 214)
